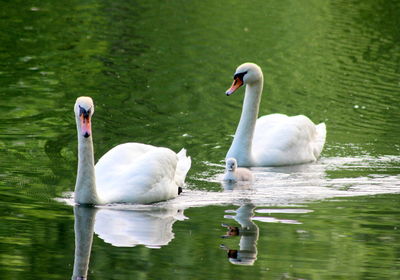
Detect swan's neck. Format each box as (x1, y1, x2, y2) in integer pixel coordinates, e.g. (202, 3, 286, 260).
(75, 128, 100, 205)
(227, 80, 263, 166)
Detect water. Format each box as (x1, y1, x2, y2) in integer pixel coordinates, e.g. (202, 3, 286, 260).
(1, 0, 400, 279)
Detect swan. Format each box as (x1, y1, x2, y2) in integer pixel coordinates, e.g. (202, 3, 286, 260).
(74, 96, 191, 205)
(223, 158, 253, 182)
(225, 63, 326, 166)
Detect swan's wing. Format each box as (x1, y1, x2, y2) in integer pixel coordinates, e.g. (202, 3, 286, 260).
(95, 143, 179, 203)
(174, 148, 191, 186)
(314, 122, 326, 158)
(253, 114, 312, 150)
(252, 114, 323, 165)
(95, 143, 155, 178)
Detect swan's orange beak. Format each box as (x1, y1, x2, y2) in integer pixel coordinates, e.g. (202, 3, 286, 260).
(226, 77, 243, 96)
(80, 115, 91, 138)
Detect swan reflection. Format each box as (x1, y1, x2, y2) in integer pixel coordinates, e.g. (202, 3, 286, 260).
(72, 206, 96, 280)
(94, 207, 186, 248)
(220, 204, 259, 266)
(71, 205, 184, 279)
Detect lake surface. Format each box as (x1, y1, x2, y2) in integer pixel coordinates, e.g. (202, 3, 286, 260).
(1, 0, 400, 279)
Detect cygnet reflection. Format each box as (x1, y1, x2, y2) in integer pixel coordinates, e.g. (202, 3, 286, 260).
(220, 204, 259, 265)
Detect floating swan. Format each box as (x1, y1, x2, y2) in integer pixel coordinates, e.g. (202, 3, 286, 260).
(223, 158, 253, 182)
(74, 96, 191, 205)
(225, 63, 326, 166)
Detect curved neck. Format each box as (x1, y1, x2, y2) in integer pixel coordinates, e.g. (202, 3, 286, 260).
(227, 78, 263, 166)
(75, 122, 99, 205)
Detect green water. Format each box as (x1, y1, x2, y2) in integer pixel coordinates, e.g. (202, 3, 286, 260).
(1, 0, 400, 279)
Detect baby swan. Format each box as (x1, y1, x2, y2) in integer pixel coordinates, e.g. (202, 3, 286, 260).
(223, 158, 254, 182)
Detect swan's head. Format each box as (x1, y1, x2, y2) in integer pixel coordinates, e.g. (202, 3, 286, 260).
(226, 157, 238, 171)
(74, 96, 94, 138)
(226, 63, 263, 96)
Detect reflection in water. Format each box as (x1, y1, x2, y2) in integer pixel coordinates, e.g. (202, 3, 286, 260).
(219, 204, 310, 266)
(72, 206, 96, 280)
(0, 0, 399, 278)
(71, 205, 184, 279)
(94, 207, 186, 248)
(220, 204, 259, 266)
(221, 180, 253, 191)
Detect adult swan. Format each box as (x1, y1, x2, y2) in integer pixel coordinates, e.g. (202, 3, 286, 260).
(74, 96, 191, 205)
(225, 63, 326, 167)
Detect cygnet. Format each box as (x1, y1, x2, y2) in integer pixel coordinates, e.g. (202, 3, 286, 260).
(223, 158, 253, 182)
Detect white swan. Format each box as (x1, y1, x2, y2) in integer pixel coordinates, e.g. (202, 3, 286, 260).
(74, 96, 191, 205)
(223, 158, 253, 182)
(225, 63, 326, 167)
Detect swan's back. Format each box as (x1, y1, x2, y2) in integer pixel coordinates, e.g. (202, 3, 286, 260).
(95, 143, 182, 204)
(252, 114, 326, 166)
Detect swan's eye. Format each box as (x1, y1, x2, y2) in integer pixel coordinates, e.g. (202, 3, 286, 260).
(79, 105, 91, 119)
(233, 71, 247, 82)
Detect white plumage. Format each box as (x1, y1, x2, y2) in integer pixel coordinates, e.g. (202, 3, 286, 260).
(74, 96, 191, 205)
(225, 63, 326, 167)
(223, 158, 253, 182)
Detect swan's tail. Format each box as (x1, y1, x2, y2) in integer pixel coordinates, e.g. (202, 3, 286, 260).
(314, 122, 327, 159)
(175, 148, 192, 187)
